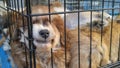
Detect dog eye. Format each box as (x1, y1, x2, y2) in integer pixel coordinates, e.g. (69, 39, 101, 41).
(97, 14, 101, 18)
(33, 19, 39, 24)
(42, 17, 50, 26)
(43, 21, 49, 26)
(117, 20, 120, 23)
(93, 21, 98, 26)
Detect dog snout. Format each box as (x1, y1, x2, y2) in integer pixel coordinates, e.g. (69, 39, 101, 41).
(39, 29, 49, 39)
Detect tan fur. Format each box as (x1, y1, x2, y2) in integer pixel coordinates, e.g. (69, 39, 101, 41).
(68, 27, 108, 68)
(9, 5, 117, 68)
(11, 41, 41, 68)
(103, 18, 120, 63)
(11, 5, 71, 68)
(69, 15, 120, 68)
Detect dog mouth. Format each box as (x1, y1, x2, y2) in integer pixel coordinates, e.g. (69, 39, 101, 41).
(35, 39, 50, 43)
(34, 38, 54, 44)
(33, 38, 54, 50)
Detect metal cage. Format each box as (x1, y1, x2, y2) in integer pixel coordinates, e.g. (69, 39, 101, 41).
(0, 0, 120, 68)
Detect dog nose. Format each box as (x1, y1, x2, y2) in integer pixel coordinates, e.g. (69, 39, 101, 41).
(39, 29, 49, 39)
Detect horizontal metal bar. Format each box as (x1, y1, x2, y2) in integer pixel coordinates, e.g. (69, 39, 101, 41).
(2, 6, 119, 17)
(5, 7, 27, 17)
(26, 7, 120, 17)
(79, 0, 120, 3)
(0, 6, 7, 11)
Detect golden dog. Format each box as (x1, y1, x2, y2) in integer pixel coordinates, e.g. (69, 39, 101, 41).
(68, 15, 120, 68)
(11, 5, 71, 68)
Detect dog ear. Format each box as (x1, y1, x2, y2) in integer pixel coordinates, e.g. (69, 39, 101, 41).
(51, 15, 71, 50)
(51, 15, 65, 44)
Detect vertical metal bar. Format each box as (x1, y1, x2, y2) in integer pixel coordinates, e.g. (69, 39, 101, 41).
(109, 0, 114, 61)
(64, 0, 67, 68)
(6, 0, 12, 43)
(21, 0, 29, 67)
(8, 0, 13, 40)
(16, 0, 20, 12)
(108, 0, 110, 13)
(71, 0, 73, 10)
(118, 2, 120, 61)
(25, 0, 36, 68)
(21, 0, 25, 28)
(89, 0, 93, 68)
(13, 0, 17, 30)
(7, 0, 12, 43)
(13, 0, 16, 10)
(77, 0, 80, 68)
(16, 0, 20, 31)
(11, 0, 15, 33)
(51, 48, 53, 68)
(48, 0, 51, 23)
(47, 0, 53, 68)
(33, 33, 36, 68)
(33, 45, 36, 68)
(118, 35, 120, 61)
(100, 0, 104, 63)
(11, 0, 14, 8)
(25, 44, 28, 68)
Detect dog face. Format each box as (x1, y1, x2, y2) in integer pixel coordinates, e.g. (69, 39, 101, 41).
(32, 16, 59, 48)
(19, 6, 60, 51)
(20, 16, 60, 51)
(12, 5, 71, 68)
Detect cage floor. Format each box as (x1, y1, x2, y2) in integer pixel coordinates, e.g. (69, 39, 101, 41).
(0, 35, 11, 68)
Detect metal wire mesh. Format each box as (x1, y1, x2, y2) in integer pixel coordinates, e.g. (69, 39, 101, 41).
(0, 0, 120, 68)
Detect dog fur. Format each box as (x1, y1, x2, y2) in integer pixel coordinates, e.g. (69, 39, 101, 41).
(7, 3, 118, 68)
(103, 15, 120, 63)
(68, 27, 109, 68)
(68, 15, 120, 68)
